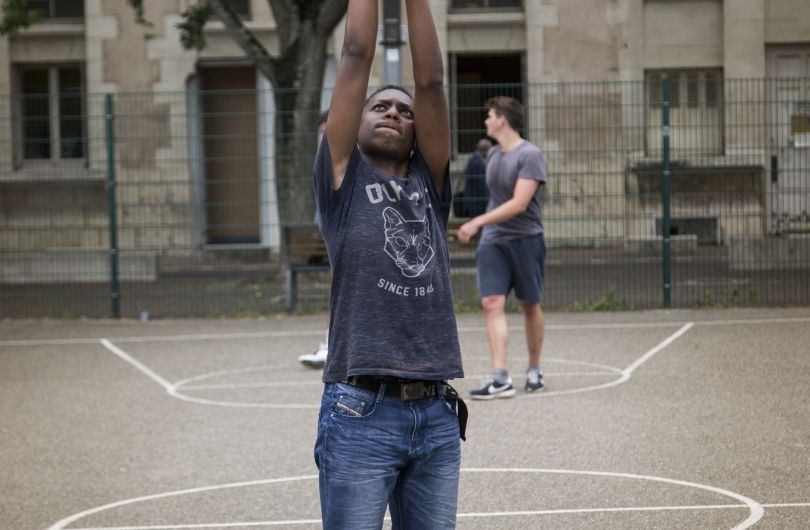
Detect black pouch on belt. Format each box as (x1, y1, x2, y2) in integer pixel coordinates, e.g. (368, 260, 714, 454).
(445, 384, 468, 441)
(457, 396, 468, 441)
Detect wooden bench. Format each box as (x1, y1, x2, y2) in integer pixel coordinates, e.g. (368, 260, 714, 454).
(282, 224, 329, 312)
(282, 220, 479, 311)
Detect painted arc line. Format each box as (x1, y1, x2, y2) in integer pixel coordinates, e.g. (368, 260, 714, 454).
(520, 323, 693, 399)
(461, 468, 763, 530)
(170, 358, 621, 408)
(171, 364, 295, 388)
(100, 340, 317, 410)
(54, 502, 810, 530)
(46, 476, 319, 530)
(47, 468, 763, 530)
(174, 358, 622, 392)
(104, 325, 688, 408)
(62, 506, 755, 530)
(180, 372, 616, 391)
(166, 392, 319, 410)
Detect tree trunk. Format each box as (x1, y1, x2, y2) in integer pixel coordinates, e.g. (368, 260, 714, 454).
(274, 87, 324, 226)
(205, 0, 347, 226)
(271, 21, 331, 226)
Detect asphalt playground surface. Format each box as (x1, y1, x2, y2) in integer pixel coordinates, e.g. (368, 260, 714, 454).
(2, 307, 809, 529)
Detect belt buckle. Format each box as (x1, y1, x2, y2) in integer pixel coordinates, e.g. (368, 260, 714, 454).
(400, 381, 430, 401)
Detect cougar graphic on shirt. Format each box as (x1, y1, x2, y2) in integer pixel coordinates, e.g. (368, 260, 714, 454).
(382, 207, 434, 278)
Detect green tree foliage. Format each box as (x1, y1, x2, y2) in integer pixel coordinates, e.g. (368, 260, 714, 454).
(0, 0, 41, 35)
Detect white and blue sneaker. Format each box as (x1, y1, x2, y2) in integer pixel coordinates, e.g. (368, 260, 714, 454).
(525, 368, 544, 393)
(470, 378, 516, 400)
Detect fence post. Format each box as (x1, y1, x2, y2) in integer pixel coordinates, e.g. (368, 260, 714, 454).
(661, 79, 672, 308)
(105, 94, 121, 318)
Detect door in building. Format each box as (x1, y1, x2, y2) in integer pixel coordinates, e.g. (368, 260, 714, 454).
(199, 65, 260, 244)
(767, 46, 810, 234)
(451, 54, 524, 153)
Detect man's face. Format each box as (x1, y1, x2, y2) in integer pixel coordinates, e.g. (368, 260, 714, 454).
(357, 88, 415, 160)
(484, 108, 503, 137)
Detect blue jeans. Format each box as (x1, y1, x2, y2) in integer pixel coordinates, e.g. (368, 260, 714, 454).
(315, 382, 461, 529)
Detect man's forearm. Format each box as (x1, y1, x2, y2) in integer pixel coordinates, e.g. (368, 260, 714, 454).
(342, 0, 378, 62)
(472, 199, 526, 229)
(405, 0, 444, 88)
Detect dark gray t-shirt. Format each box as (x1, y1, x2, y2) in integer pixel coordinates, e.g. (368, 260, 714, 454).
(480, 141, 547, 244)
(314, 136, 464, 383)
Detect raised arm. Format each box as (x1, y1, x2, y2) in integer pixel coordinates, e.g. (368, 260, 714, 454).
(326, 0, 378, 190)
(405, 0, 450, 191)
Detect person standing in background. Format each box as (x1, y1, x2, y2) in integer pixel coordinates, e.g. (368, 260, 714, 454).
(456, 137, 492, 218)
(458, 96, 548, 399)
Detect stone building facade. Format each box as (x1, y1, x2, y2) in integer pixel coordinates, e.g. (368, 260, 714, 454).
(1, 0, 809, 281)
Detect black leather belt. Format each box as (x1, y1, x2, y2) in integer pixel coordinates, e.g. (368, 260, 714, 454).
(342, 376, 468, 441)
(345, 375, 447, 401)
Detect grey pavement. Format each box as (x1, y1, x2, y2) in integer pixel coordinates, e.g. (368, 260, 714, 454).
(1, 307, 809, 529)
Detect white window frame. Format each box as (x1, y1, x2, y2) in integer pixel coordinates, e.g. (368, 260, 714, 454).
(450, 0, 522, 10)
(13, 63, 87, 168)
(227, 0, 252, 19)
(645, 68, 724, 156)
(26, 0, 84, 19)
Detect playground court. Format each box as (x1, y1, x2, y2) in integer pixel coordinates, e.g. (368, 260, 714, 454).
(1, 307, 809, 529)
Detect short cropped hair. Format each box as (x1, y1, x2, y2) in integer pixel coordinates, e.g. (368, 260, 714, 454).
(486, 96, 524, 131)
(366, 84, 414, 104)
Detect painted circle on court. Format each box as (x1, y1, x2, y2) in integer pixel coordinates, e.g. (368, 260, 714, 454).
(48, 467, 763, 530)
(168, 357, 622, 409)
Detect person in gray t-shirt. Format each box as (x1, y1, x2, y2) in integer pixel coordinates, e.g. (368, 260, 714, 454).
(458, 96, 548, 399)
(312, 2, 464, 529)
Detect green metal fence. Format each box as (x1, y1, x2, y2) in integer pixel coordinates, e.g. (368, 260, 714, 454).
(1, 79, 808, 318)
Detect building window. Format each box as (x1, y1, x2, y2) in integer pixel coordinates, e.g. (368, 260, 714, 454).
(227, 0, 251, 18)
(645, 69, 723, 156)
(451, 54, 524, 153)
(26, 0, 84, 19)
(16, 64, 85, 162)
(451, 0, 522, 9)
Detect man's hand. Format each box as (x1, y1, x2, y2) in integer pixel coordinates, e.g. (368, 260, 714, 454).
(457, 220, 480, 243)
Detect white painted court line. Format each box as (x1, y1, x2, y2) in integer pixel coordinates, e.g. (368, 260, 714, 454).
(57, 502, 810, 530)
(171, 364, 291, 387)
(46, 476, 320, 530)
(175, 358, 621, 393)
(462, 468, 763, 530)
(521, 322, 694, 399)
(100, 339, 174, 391)
(3, 315, 808, 347)
(99, 322, 682, 408)
(179, 371, 614, 391)
(48, 468, 772, 530)
(100, 339, 318, 410)
(623, 321, 694, 374)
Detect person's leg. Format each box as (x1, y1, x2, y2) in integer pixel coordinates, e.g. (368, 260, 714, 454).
(519, 299, 544, 366)
(315, 383, 405, 529)
(482, 294, 509, 371)
(472, 243, 516, 398)
(476, 242, 513, 376)
(389, 394, 461, 530)
(511, 234, 547, 391)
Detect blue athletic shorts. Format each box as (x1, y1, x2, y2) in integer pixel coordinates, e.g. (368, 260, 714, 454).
(476, 234, 546, 304)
